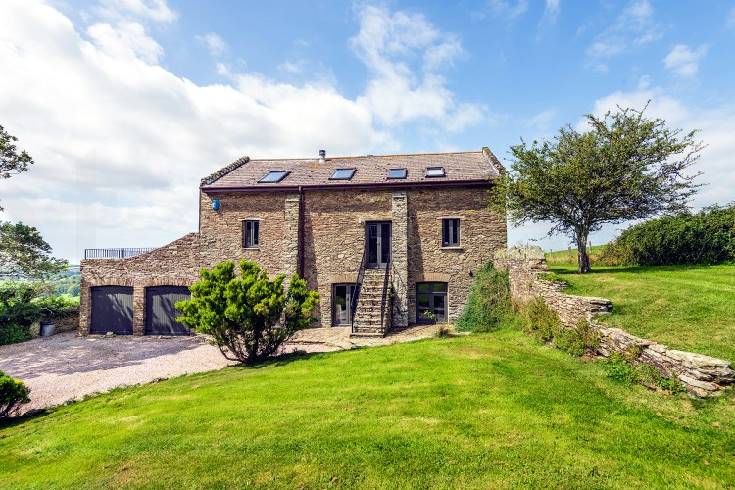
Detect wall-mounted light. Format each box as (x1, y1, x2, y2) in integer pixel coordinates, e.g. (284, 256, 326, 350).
(211, 198, 221, 211)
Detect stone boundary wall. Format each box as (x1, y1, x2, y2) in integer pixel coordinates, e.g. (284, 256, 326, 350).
(494, 246, 734, 397)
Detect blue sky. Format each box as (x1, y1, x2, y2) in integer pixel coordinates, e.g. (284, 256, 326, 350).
(2, 0, 735, 261)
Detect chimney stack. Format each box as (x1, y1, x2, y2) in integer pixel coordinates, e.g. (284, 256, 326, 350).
(318, 149, 326, 163)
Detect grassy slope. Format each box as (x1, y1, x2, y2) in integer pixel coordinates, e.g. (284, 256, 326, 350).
(1, 331, 733, 489)
(547, 255, 735, 362)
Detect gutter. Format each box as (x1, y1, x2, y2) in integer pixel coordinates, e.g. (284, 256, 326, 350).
(200, 179, 495, 194)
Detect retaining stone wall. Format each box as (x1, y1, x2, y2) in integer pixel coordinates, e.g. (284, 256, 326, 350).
(494, 246, 734, 397)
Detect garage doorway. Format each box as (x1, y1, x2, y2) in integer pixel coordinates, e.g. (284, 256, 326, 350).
(145, 286, 192, 336)
(90, 286, 134, 334)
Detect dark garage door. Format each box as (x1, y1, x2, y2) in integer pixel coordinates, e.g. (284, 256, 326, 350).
(145, 286, 192, 336)
(90, 286, 134, 335)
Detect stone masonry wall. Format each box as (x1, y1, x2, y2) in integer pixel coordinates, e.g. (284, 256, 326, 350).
(494, 246, 734, 397)
(82, 186, 507, 334)
(408, 187, 507, 323)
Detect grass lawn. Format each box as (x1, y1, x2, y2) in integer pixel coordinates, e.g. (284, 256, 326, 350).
(1, 330, 734, 489)
(546, 255, 735, 363)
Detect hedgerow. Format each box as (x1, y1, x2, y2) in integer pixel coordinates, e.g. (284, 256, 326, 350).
(603, 204, 735, 266)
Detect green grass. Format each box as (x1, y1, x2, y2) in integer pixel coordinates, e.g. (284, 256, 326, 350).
(2, 331, 734, 489)
(546, 253, 735, 363)
(544, 244, 609, 266)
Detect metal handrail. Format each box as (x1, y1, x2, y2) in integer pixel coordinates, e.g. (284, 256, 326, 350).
(350, 243, 369, 333)
(83, 248, 155, 259)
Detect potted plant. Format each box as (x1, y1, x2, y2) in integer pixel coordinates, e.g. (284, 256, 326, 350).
(421, 310, 437, 324)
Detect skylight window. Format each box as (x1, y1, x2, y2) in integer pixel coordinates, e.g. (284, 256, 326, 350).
(387, 168, 407, 179)
(329, 168, 356, 180)
(425, 166, 446, 178)
(258, 170, 289, 183)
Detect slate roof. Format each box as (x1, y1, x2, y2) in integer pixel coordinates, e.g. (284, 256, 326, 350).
(200, 148, 503, 191)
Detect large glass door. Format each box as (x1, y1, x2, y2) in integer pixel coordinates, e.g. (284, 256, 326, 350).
(333, 284, 357, 325)
(366, 221, 391, 268)
(416, 282, 448, 323)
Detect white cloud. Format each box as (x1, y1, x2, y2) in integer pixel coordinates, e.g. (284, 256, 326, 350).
(351, 5, 482, 130)
(586, 0, 662, 65)
(0, 1, 483, 262)
(728, 7, 735, 29)
(93, 0, 176, 23)
(663, 44, 708, 77)
(197, 32, 227, 57)
(87, 21, 163, 64)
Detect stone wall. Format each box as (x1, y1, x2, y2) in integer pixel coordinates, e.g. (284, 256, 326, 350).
(408, 187, 507, 323)
(494, 246, 734, 397)
(81, 186, 507, 334)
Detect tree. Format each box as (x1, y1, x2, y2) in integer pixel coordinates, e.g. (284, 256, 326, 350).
(176, 260, 319, 365)
(0, 222, 67, 279)
(0, 125, 34, 211)
(499, 105, 703, 273)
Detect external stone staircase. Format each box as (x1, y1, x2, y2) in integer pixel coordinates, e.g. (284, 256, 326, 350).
(351, 268, 391, 336)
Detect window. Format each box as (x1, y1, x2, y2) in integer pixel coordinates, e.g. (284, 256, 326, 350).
(242, 220, 260, 248)
(416, 282, 448, 323)
(329, 168, 356, 180)
(387, 168, 407, 179)
(442, 218, 460, 247)
(425, 166, 446, 177)
(258, 170, 289, 183)
(332, 284, 357, 325)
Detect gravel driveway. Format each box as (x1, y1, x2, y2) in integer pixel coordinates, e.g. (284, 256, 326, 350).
(0, 325, 441, 414)
(0, 333, 236, 414)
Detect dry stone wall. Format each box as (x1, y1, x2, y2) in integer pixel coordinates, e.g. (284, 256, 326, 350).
(494, 246, 734, 397)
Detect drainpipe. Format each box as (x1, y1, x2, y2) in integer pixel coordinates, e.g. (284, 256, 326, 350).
(298, 185, 305, 277)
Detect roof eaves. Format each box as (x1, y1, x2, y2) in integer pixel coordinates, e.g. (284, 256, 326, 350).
(200, 156, 250, 186)
(201, 178, 495, 194)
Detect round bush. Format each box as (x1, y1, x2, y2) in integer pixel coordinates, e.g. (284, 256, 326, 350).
(0, 370, 30, 418)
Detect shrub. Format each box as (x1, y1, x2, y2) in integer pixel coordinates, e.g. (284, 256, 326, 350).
(176, 260, 319, 365)
(456, 263, 513, 332)
(0, 324, 32, 345)
(553, 319, 599, 357)
(521, 297, 561, 342)
(0, 370, 30, 418)
(604, 353, 639, 384)
(603, 204, 735, 266)
(604, 353, 686, 394)
(0, 282, 78, 345)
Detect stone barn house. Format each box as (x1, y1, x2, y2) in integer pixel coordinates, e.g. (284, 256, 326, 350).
(80, 148, 507, 337)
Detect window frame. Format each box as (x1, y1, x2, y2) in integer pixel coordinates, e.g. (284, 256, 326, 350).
(416, 282, 448, 323)
(441, 218, 461, 248)
(258, 170, 289, 183)
(425, 166, 446, 178)
(242, 219, 261, 249)
(329, 168, 357, 180)
(332, 283, 358, 326)
(387, 168, 407, 179)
